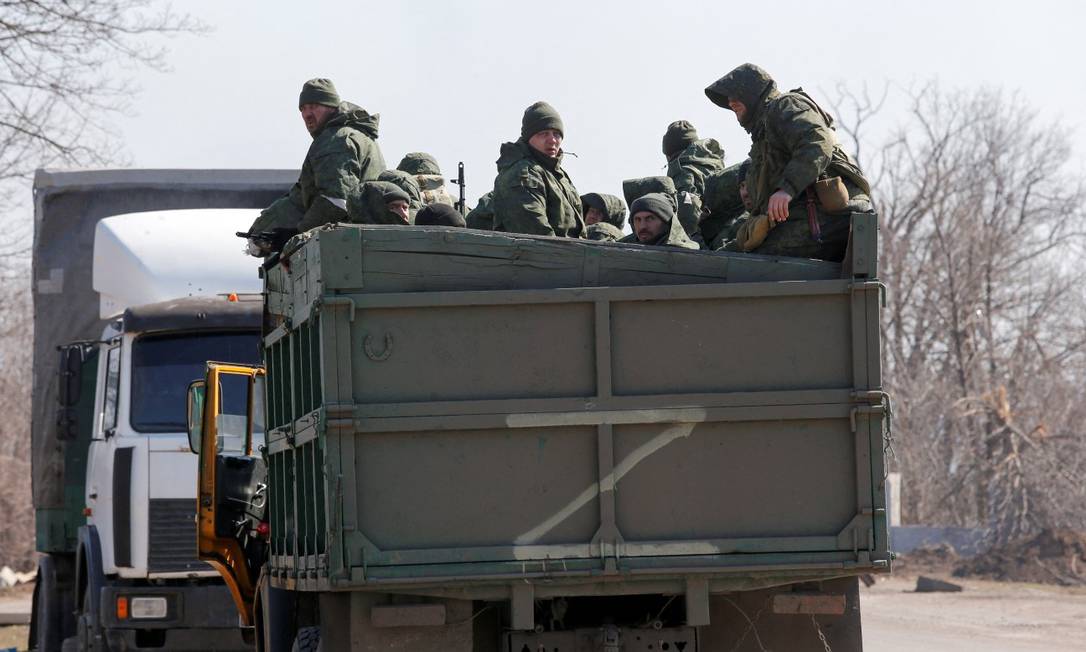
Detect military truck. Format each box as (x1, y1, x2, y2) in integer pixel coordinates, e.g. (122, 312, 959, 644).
(29, 169, 294, 651)
(189, 215, 892, 651)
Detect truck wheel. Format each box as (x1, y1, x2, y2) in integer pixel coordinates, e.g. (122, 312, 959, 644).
(291, 626, 321, 652)
(32, 555, 73, 652)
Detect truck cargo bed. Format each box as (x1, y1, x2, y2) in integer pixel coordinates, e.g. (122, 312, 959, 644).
(261, 216, 890, 599)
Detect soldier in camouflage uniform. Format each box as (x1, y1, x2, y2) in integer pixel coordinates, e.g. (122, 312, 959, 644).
(247, 78, 386, 255)
(491, 101, 584, 237)
(661, 121, 725, 243)
(378, 169, 423, 219)
(701, 159, 750, 249)
(618, 193, 699, 250)
(705, 63, 872, 261)
(622, 176, 704, 249)
(466, 191, 495, 230)
(581, 192, 626, 242)
(347, 181, 412, 225)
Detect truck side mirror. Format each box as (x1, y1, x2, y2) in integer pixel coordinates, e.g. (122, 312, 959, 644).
(187, 380, 206, 454)
(57, 346, 83, 408)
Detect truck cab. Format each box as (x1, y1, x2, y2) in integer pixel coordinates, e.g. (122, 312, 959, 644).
(34, 207, 270, 651)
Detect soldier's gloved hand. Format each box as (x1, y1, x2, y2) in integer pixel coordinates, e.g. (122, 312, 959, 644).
(768, 190, 792, 223)
(246, 238, 270, 258)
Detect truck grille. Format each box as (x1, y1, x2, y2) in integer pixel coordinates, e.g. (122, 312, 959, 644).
(148, 498, 212, 573)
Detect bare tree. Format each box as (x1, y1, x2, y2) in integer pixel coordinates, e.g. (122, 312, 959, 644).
(0, 1, 204, 195)
(834, 82, 1086, 543)
(0, 0, 202, 569)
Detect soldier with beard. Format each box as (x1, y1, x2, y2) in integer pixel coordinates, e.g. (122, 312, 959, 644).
(247, 78, 386, 255)
(619, 193, 699, 250)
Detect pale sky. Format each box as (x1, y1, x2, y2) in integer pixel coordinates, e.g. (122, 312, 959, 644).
(113, 0, 1086, 208)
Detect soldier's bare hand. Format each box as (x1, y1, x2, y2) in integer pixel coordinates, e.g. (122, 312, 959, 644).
(768, 191, 792, 223)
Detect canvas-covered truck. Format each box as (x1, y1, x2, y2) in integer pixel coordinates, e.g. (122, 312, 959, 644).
(29, 169, 295, 651)
(189, 214, 892, 651)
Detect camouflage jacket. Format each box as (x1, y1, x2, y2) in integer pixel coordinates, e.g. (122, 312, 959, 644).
(666, 138, 726, 197)
(700, 162, 748, 246)
(586, 222, 624, 242)
(491, 140, 584, 237)
(466, 191, 495, 230)
(250, 102, 386, 233)
(705, 65, 868, 218)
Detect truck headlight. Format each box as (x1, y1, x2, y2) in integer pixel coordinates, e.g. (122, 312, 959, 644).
(130, 596, 168, 619)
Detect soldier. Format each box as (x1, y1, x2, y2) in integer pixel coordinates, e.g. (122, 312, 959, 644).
(700, 159, 750, 249)
(660, 121, 724, 243)
(466, 191, 495, 230)
(415, 203, 467, 227)
(705, 63, 872, 261)
(491, 101, 584, 237)
(581, 193, 627, 242)
(348, 181, 412, 225)
(622, 176, 704, 248)
(397, 152, 455, 207)
(378, 169, 423, 218)
(246, 78, 386, 255)
(619, 193, 699, 250)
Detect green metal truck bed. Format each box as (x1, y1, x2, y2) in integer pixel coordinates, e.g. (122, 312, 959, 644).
(260, 216, 890, 599)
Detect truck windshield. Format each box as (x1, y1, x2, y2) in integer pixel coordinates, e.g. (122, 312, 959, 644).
(131, 331, 261, 433)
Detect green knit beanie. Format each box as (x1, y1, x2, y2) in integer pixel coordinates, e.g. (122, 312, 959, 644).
(630, 193, 675, 224)
(521, 101, 564, 140)
(299, 78, 341, 109)
(662, 120, 698, 159)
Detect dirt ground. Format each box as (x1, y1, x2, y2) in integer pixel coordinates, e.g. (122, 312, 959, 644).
(861, 573, 1086, 651)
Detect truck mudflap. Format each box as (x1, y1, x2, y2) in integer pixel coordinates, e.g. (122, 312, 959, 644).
(508, 626, 697, 652)
(98, 583, 250, 651)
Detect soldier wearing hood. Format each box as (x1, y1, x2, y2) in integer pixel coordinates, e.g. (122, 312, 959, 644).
(581, 193, 626, 242)
(491, 101, 584, 237)
(661, 121, 724, 242)
(705, 64, 872, 261)
(619, 193, 699, 250)
(347, 181, 412, 225)
(247, 78, 386, 254)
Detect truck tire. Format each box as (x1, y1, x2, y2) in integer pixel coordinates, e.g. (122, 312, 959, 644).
(32, 554, 74, 652)
(291, 626, 321, 652)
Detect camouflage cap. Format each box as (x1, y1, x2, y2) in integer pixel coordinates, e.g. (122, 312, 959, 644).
(397, 152, 442, 176)
(521, 101, 564, 140)
(299, 78, 341, 109)
(662, 120, 699, 159)
(630, 193, 675, 224)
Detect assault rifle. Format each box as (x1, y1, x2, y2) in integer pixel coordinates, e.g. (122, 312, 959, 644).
(236, 227, 299, 253)
(451, 161, 466, 215)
